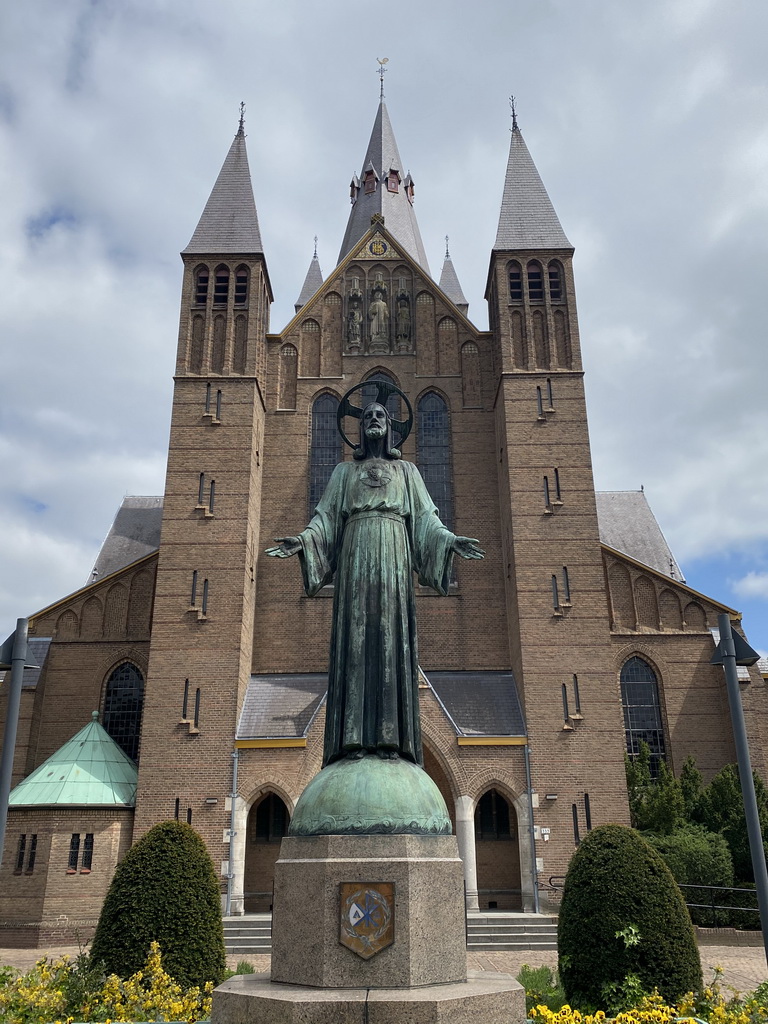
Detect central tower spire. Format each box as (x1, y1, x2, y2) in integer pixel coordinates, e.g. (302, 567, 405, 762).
(337, 94, 430, 274)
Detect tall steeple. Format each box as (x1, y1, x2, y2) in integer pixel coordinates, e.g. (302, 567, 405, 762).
(184, 113, 264, 254)
(295, 238, 324, 312)
(494, 118, 571, 251)
(438, 237, 468, 316)
(338, 99, 430, 274)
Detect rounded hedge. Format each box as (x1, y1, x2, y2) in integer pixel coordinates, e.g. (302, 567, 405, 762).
(558, 824, 702, 1008)
(90, 820, 226, 988)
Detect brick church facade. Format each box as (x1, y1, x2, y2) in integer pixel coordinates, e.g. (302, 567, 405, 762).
(1, 96, 764, 946)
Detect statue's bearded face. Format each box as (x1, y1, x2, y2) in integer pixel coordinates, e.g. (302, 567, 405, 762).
(363, 403, 388, 439)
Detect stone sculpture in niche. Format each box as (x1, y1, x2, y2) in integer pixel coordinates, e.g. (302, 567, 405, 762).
(266, 380, 483, 834)
(395, 289, 412, 353)
(368, 286, 390, 353)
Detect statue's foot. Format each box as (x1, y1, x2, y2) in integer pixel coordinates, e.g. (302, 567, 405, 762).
(377, 749, 399, 760)
(345, 749, 365, 760)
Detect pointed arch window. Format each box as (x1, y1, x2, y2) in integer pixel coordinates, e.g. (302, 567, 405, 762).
(194, 266, 209, 305)
(362, 371, 400, 421)
(620, 656, 666, 774)
(309, 394, 342, 515)
(548, 261, 564, 302)
(102, 662, 144, 762)
(527, 261, 544, 302)
(234, 266, 249, 306)
(213, 266, 229, 306)
(417, 393, 453, 532)
(364, 169, 377, 194)
(508, 261, 523, 302)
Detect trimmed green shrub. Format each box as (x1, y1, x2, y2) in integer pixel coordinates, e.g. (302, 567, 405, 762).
(90, 820, 226, 988)
(558, 824, 702, 1009)
(647, 825, 734, 926)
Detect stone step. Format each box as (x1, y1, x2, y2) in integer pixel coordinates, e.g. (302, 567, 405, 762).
(222, 914, 557, 955)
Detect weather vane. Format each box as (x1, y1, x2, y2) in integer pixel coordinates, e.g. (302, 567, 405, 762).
(238, 101, 246, 135)
(313, 235, 318, 259)
(509, 95, 518, 132)
(377, 57, 389, 99)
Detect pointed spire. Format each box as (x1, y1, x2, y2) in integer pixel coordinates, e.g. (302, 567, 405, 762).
(493, 104, 571, 251)
(295, 237, 324, 312)
(438, 236, 469, 315)
(183, 107, 264, 254)
(338, 97, 430, 273)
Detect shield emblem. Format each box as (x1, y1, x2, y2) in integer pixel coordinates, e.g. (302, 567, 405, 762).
(339, 882, 395, 959)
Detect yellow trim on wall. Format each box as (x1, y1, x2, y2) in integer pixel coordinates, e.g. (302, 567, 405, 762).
(457, 736, 527, 746)
(235, 738, 307, 749)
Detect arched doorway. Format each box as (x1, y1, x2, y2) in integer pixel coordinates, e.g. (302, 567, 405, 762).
(243, 793, 289, 912)
(474, 788, 521, 910)
(422, 744, 456, 832)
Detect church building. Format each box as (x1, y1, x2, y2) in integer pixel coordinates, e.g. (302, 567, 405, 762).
(1, 93, 764, 946)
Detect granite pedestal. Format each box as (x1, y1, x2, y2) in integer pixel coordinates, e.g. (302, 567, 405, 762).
(212, 970, 526, 1024)
(271, 835, 466, 988)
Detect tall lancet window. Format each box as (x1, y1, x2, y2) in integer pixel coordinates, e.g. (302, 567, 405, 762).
(620, 656, 666, 775)
(102, 662, 144, 762)
(417, 393, 453, 533)
(309, 394, 342, 515)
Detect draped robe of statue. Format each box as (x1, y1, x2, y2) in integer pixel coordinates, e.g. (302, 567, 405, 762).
(296, 457, 455, 767)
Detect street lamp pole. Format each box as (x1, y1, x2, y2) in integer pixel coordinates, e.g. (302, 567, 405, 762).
(712, 612, 768, 967)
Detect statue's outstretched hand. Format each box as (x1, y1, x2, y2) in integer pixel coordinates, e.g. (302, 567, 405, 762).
(452, 537, 485, 560)
(266, 537, 301, 558)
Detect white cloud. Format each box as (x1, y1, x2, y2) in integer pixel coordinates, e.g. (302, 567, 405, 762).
(2, 0, 768, 648)
(732, 573, 768, 601)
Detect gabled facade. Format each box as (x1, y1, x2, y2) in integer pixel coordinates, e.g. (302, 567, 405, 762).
(1, 94, 764, 944)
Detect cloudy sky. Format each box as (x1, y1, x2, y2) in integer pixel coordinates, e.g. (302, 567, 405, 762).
(2, 0, 767, 653)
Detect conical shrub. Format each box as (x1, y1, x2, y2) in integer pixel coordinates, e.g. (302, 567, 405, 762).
(558, 823, 701, 1008)
(91, 820, 226, 988)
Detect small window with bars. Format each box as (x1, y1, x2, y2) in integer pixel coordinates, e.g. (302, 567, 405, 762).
(213, 266, 229, 305)
(548, 261, 564, 301)
(508, 261, 523, 302)
(234, 267, 249, 305)
(67, 833, 94, 873)
(14, 833, 36, 874)
(194, 267, 209, 305)
(527, 261, 544, 301)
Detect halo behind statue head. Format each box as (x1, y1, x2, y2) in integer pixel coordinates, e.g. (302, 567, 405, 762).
(337, 380, 414, 453)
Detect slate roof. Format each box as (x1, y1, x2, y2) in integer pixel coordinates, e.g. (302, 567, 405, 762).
(91, 496, 163, 580)
(183, 127, 264, 254)
(338, 100, 430, 273)
(438, 255, 469, 313)
(295, 254, 324, 311)
(0, 637, 52, 690)
(425, 672, 526, 736)
(494, 126, 571, 251)
(595, 491, 684, 581)
(9, 712, 138, 807)
(237, 674, 327, 739)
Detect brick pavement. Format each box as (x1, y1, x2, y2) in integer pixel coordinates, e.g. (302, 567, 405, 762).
(0, 944, 765, 998)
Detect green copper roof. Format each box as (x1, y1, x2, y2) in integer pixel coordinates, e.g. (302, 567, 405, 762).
(9, 712, 138, 807)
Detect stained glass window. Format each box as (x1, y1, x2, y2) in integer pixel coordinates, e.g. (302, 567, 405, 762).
(309, 394, 342, 515)
(417, 393, 453, 532)
(102, 662, 144, 762)
(621, 656, 666, 773)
